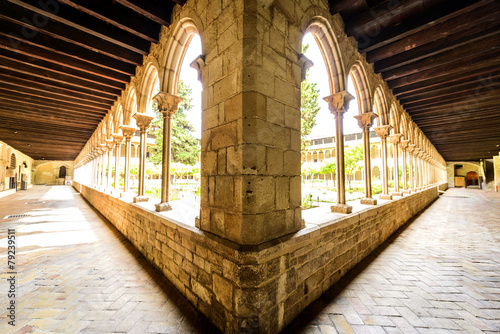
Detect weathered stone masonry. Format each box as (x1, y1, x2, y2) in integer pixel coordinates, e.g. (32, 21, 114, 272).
(74, 181, 447, 333)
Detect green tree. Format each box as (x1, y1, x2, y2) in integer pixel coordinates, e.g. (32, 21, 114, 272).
(344, 144, 363, 189)
(150, 80, 200, 166)
(301, 44, 321, 151)
(320, 158, 336, 186)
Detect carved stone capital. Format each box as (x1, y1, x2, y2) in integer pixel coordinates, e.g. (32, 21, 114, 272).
(407, 144, 416, 154)
(120, 125, 137, 140)
(133, 113, 154, 132)
(105, 139, 115, 150)
(353, 112, 378, 130)
(298, 53, 313, 82)
(373, 125, 392, 140)
(387, 133, 403, 145)
(111, 133, 124, 145)
(323, 91, 355, 118)
(153, 92, 183, 117)
(399, 139, 410, 150)
(99, 143, 108, 154)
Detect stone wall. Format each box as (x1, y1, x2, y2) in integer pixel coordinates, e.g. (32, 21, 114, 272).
(446, 161, 481, 188)
(33, 160, 74, 185)
(74, 181, 446, 333)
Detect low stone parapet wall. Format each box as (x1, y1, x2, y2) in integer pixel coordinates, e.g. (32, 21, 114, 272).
(73, 181, 446, 333)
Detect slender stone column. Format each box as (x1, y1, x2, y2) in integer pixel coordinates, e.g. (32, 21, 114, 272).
(132, 113, 154, 203)
(388, 134, 403, 196)
(374, 125, 393, 200)
(354, 112, 378, 205)
(106, 139, 115, 190)
(112, 133, 124, 194)
(413, 148, 421, 190)
(407, 144, 415, 191)
(152, 92, 183, 212)
(120, 125, 136, 195)
(419, 151, 425, 188)
(399, 140, 409, 193)
(324, 91, 355, 213)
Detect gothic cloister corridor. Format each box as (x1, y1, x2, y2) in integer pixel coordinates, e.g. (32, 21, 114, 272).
(1, 185, 498, 333)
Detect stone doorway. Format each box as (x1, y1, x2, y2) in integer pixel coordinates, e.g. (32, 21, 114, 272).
(466, 171, 479, 187)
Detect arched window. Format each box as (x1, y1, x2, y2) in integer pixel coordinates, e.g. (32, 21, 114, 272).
(59, 166, 67, 178)
(10, 153, 16, 169)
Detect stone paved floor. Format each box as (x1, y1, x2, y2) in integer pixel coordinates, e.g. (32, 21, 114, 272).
(0, 186, 220, 334)
(286, 187, 500, 334)
(1, 186, 499, 333)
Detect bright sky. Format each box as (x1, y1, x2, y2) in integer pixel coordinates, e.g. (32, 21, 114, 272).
(178, 33, 361, 140)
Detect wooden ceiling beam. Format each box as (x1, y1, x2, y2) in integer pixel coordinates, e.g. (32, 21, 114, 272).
(400, 78, 500, 105)
(0, 93, 108, 117)
(0, 6, 143, 65)
(0, 71, 116, 104)
(0, 54, 125, 91)
(403, 89, 500, 111)
(113, 0, 177, 26)
(356, 0, 490, 53)
(394, 67, 500, 98)
(0, 64, 121, 98)
(8, 0, 151, 54)
(57, 0, 161, 43)
(367, 3, 499, 63)
(374, 25, 500, 73)
(387, 53, 500, 88)
(0, 98, 104, 121)
(0, 108, 98, 129)
(0, 20, 135, 75)
(0, 84, 110, 111)
(0, 35, 131, 84)
(382, 39, 499, 81)
(0, 78, 114, 107)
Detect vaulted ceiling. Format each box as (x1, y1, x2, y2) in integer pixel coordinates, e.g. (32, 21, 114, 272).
(0, 0, 499, 161)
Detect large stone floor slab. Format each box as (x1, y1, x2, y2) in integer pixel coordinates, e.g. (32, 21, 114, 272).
(285, 187, 500, 333)
(1, 186, 499, 333)
(0, 186, 219, 333)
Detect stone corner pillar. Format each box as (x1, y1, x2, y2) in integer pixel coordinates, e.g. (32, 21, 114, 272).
(199, 7, 305, 245)
(387, 133, 403, 197)
(132, 113, 154, 203)
(324, 91, 355, 213)
(152, 91, 183, 212)
(353, 111, 378, 206)
(120, 125, 137, 197)
(373, 125, 393, 200)
(399, 139, 410, 194)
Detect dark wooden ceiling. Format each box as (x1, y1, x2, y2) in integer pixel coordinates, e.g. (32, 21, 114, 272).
(0, 0, 183, 161)
(332, 0, 500, 161)
(0, 0, 498, 162)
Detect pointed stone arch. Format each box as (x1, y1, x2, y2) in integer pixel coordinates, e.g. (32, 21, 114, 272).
(305, 16, 346, 94)
(138, 59, 162, 115)
(348, 62, 372, 115)
(123, 85, 138, 126)
(161, 18, 201, 95)
(373, 86, 388, 126)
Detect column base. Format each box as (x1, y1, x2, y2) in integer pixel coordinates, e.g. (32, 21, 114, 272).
(379, 194, 393, 200)
(401, 190, 410, 194)
(133, 196, 149, 203)
(331, 204, 353, 214)
(155, 202, 173, 212)
(360, 198, 377, 205)
(391, 192, 402, 197)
